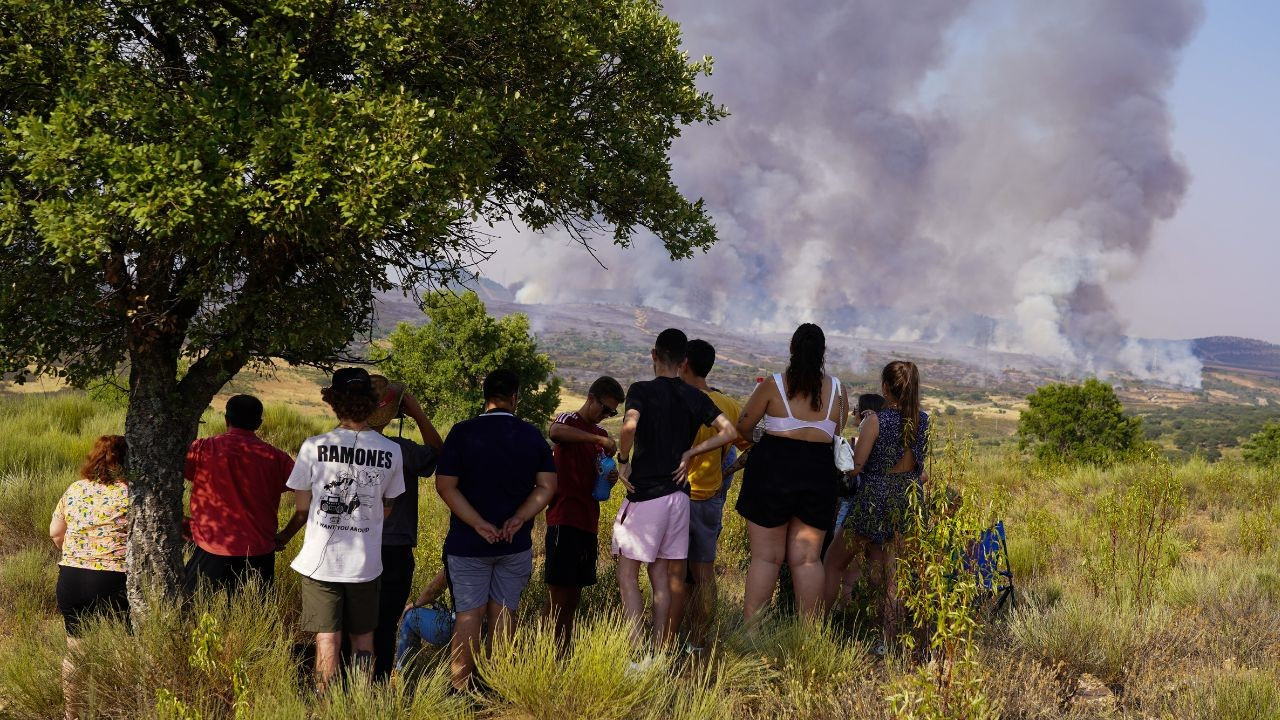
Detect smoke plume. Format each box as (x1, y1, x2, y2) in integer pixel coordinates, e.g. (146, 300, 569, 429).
(487, 0, 1206, 387)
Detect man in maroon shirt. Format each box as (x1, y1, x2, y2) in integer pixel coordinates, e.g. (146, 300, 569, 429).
(183, 394, 295, 595)
(544, 376, 625, 644)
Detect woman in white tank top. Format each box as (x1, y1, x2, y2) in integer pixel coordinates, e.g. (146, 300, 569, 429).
(734, 323, 849, 623)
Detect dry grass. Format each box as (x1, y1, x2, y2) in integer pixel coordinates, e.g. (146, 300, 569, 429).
(1, 391, 1278, 719)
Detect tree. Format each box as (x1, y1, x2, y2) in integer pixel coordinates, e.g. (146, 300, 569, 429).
(1017, 379, 1146, 465)
(1243, 421, 1280, 466)
(1, 0, 722, 604)
(373, 291, 560, 431)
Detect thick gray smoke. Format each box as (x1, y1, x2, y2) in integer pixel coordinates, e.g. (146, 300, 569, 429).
(488, 0, 1206, 387)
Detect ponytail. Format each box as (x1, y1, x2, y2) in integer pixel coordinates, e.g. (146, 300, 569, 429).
(786, 323, 826, 412)
(882, 361, 920, 450)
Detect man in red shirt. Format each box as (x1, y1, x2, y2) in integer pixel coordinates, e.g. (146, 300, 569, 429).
(183, 394, 295, 594)
(544, 376, 625, 644)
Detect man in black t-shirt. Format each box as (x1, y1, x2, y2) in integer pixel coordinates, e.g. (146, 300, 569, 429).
(613, 329, 738, 652)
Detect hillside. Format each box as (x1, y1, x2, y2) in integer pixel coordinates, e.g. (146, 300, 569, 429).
(371, 290, 1280, 458)
(1193, 336, 1280, 379)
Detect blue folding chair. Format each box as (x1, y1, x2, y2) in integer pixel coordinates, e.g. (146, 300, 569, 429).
(966, 521, 1016, 615)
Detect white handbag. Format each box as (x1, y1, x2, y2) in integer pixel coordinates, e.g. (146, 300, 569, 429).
(832, 377, 856, 473)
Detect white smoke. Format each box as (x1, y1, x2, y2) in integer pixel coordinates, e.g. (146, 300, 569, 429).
(484, 0, 1206, 387)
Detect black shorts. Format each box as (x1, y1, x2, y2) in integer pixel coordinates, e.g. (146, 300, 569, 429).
(183, 547, 275, 595)
(735, 434, 840, 530)
(56, 565, 129, 637)
(544, 525, 598, 588)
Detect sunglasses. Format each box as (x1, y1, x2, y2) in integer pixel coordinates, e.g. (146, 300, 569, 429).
(592, 395, 619, 418)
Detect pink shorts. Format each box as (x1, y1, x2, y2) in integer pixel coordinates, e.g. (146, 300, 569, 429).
(611, 492, 690, 563)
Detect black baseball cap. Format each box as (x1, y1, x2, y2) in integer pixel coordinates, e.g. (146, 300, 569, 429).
(330, 367, 373, 391)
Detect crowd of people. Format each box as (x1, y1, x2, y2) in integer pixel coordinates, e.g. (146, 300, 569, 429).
(48, 323, 928, 705)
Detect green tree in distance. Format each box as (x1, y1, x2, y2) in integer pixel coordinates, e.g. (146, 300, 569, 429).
(1018, 379, 1146, 465)
(1, 0, 722, 603)
(373, 291, 560, 431)
(1242, 421, 1280, 466)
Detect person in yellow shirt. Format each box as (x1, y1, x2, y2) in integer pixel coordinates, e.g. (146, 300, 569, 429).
(674, 339, 748, 652)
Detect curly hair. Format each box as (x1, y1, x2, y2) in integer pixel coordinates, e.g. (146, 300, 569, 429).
(80, 435, 128, 485)
(321, 386, 379, 422)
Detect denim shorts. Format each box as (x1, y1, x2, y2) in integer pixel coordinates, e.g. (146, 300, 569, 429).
(444, 549, 533, 614)
(687, 494, 726, 564)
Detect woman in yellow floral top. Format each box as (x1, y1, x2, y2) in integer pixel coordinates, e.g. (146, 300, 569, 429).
(49, 434, 129, 719)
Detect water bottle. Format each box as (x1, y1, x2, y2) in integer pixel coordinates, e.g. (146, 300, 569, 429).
(592, 455, 616, 501)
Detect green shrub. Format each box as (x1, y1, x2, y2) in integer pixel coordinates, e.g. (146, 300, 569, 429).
(1017, 379, 1145, 465)
(1237, 503, 1275, 555)
(1081, 455, 1186, 606)
(892, 428, 993, 718)
(1242, 421, 1280, 466)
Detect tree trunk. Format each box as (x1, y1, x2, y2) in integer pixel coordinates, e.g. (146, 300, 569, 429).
(124, 361, 202, 613)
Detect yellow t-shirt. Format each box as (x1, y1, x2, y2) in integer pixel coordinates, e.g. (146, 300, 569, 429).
(688, 389, 743, 501)
(54, 479, 130, 572)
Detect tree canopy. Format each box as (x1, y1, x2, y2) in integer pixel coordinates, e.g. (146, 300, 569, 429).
(1242, 421, 1280, 466)
(0, 0, 722, 598)
(2, 0, 722, 391)
(1017, 379, 1146, 465)
(373, 291, 560, 431)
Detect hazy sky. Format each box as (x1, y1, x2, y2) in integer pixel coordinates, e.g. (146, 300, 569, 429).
(1113, 0, 1280, 342)
(484, 2, 1278, 346)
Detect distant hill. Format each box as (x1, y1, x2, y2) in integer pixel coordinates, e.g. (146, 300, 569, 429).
(1193, 336, 1280, 379)
(372, 288, 1280, 403)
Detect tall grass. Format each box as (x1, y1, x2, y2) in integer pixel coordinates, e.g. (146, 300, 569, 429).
(3, 391, 1280, 717)
(1008, 594, 1166, 685)
(477, 612, 676, 718)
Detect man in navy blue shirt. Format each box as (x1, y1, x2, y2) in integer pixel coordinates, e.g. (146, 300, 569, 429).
(431, 369, 557, 690)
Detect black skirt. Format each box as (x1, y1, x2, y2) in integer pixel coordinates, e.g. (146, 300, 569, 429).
(735, 433, 840, 530)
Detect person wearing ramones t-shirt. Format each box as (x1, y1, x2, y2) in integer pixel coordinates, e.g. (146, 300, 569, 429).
(277, 368, 406, 692)
(613, 329, 738, 653)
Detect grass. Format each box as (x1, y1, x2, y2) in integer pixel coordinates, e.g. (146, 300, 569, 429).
(1, 391, 1278, 718)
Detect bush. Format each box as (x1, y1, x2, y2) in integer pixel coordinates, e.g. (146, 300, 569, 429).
(892, 428, 993, 719)
(371, 291, 561, 432)
(1017, 379, 1145, 465)
(1242, 421, 1280, 466)
(1081, 455, 1186, 606)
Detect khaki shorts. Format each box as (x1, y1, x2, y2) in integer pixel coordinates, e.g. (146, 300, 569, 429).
(299, 575, 381, 634)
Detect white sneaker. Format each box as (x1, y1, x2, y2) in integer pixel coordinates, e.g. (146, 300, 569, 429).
(626, 655, 656, 675)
